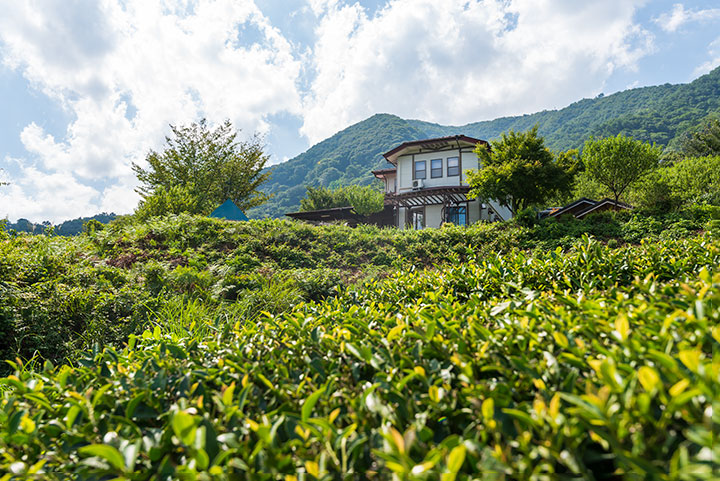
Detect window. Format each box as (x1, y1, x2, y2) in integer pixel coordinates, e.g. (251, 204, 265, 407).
(410, 207, 425, 230)
(414, 160, 426, 179)
(431, 158, 442, 178)
(446, 206, 466, 225)
(447, 156, 460, 176)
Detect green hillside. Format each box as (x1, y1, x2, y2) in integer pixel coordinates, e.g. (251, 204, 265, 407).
(250, 67, 720, 219)
(249, 114, 429, 219)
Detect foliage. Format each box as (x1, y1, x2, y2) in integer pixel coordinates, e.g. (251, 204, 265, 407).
(468, 126, 578, 214)
(132, 119, 271, 215)
(0, 209, 715, 370)
(134, 184, 202, 221)
(250, 114, 428, 219)
(582, 135, 662, 203)
(250, 68, 720, 219)
(631, 155, 720, 210)
(0, 233, 718, 478)
(299, 184, 384, 216)
(679, 117, 720, 157)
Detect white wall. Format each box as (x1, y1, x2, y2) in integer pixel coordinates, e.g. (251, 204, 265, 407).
(397, 148, 477, 191)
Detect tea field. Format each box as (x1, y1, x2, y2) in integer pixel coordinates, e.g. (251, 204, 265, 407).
(0, 213, 718, 479)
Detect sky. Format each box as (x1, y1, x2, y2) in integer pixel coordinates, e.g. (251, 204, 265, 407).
(1, 1, 719, 223)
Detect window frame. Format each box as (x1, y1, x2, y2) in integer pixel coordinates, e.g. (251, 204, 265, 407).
(414, 160, 427, 180)
(409, 206, 425, 230)
(447, 156, 460, 177)
(446, 205, 467, 226)
(430, 158, 443, 178)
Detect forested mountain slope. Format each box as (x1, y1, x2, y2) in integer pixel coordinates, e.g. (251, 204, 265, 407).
(250, 67, 720, 219)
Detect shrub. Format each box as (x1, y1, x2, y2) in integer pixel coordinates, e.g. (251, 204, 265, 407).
(0, 235, 717, 478)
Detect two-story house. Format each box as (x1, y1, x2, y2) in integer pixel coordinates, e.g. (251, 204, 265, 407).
(287, 135, 512, 228)
(372, 135, 512, 229)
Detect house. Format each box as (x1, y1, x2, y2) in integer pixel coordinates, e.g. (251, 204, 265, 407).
(286, 135, 512, 229)
(544, 197, 632, 220)
(375, 135, 512, 229)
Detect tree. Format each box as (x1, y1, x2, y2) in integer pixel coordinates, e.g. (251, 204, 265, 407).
(299, 184, 384, 216)
(582, 134, 661, 204)
(467, 126, 578, 215)
(679, 117, 720, 157)
(132, 119, 271, 216)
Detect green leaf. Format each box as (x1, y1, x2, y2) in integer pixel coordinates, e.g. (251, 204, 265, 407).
(302, 387, 325, 422)
(447, 444, 466, 473)
(678, 349, 700, 372)
(222, 382, 236, 406)
(125, 393, 145, 419)
(502, 408, 536, 428)
(481, 398, 494, 421)
(78, 444, 125, 471)
(172, 410, 197, 446)
(637, 366, 661, 392)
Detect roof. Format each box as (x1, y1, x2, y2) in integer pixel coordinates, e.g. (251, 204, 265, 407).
(575, 198, 632, 219)
(286, 206, 357, 220)
(382, 135, 489, 165)
(285, 205, 395, 227)
(209, 199, 249, 221)
(372, 168, 397, 178)
(546, 197, 598, 218)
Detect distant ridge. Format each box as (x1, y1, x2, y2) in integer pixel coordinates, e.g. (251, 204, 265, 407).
(250, 67, 720, 219)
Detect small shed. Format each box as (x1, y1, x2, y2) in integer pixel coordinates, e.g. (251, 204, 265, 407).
(210, 199, 249, 221)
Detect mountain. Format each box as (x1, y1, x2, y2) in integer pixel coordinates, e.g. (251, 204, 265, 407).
(249, 67, 720, 219)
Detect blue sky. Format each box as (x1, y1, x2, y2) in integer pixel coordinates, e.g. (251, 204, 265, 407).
(1, 0, 719, 223)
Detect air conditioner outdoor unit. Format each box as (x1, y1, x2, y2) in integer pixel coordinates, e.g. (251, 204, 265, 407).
(412, 179, 424, 190)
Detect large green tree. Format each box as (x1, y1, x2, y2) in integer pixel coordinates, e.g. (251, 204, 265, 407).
(132, 119, 271, 216)
(467, 126, 578, 215)
(582, 134, 661, 204)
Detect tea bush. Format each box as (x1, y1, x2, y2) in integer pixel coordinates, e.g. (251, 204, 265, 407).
(0, 210, 715, 371)
(0, 234, 717, 479)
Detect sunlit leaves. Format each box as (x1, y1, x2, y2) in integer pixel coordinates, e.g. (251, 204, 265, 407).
(0, 231, 717, 479)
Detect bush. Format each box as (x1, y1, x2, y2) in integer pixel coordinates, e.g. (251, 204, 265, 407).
(1, 234, 717, 478)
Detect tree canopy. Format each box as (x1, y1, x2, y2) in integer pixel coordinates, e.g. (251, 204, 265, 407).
(132, 119, 271, 216)
(299, 184, 384, 216)
(582, 134, 661, 203)
(679, 117, 720, 157)
(467, 126, 578, 214)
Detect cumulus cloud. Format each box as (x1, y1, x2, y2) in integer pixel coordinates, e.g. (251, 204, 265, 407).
(0, 159, 100, 222)
(654, 3, 720, 33)
(694, 35, 720, 76)
(1, 0, 660, 221)
(300, 0, 653, 143)
(0, 0, 302, 221)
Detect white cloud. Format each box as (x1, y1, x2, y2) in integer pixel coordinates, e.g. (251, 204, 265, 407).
(694, 35, 720, 76)
(654, 3, 720, 32)
(300, 0, 653, 143)
(0, 0, 302, 220)
(0, 0, 662, 222)
(0, 160, 100, 222)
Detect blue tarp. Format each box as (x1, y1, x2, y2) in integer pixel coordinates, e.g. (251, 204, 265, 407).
(209, 199, 249, 221)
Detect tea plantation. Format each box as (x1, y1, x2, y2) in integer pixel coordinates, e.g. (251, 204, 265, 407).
(0, 213, 718, 479)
